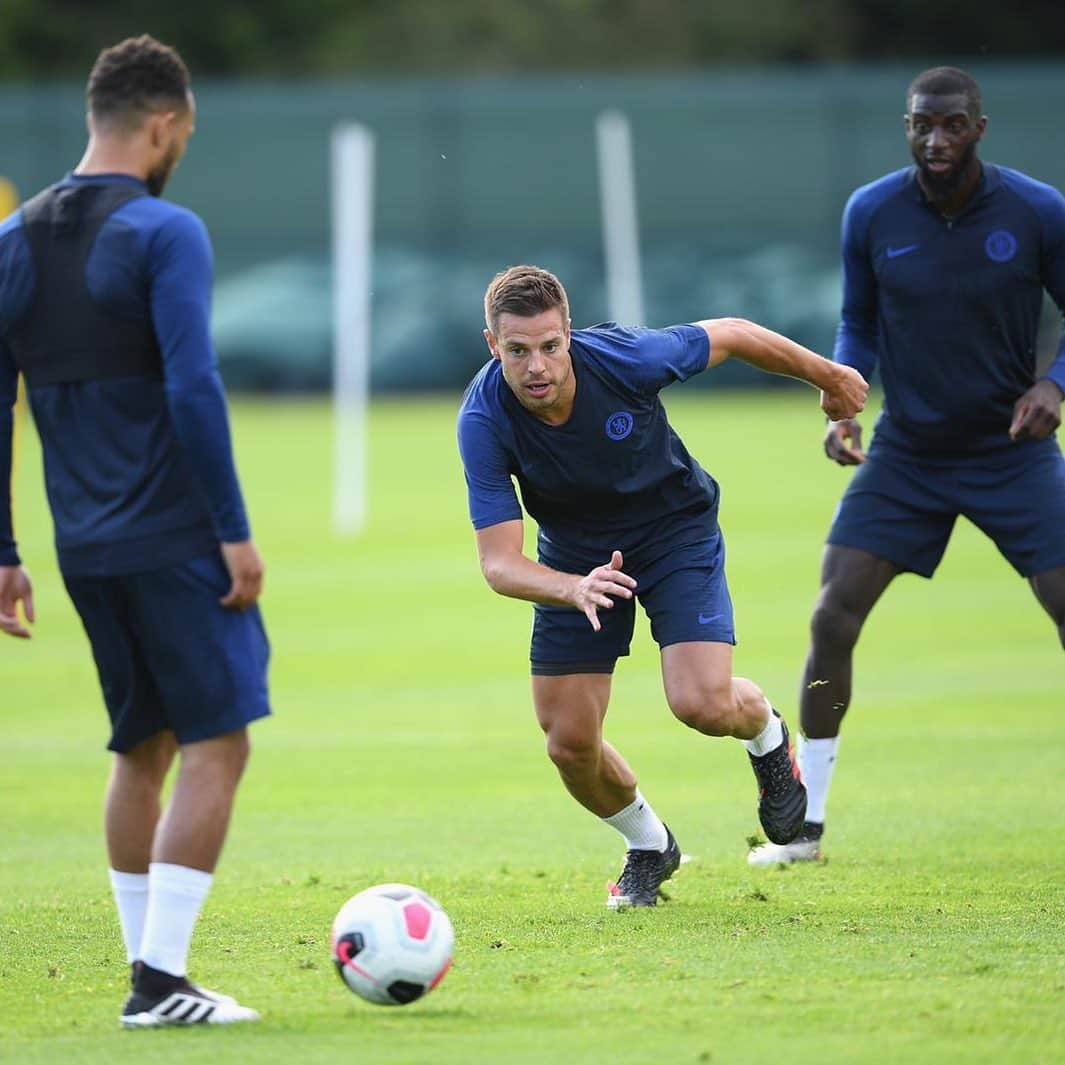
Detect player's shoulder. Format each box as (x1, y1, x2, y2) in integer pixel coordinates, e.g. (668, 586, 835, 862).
(844, 167, 912, 220)
(114, 195, 210, 245)
(572, 321, 642, 352)
(572, 322, 672, 371)
(993, 164, 1065, 224)
(0, 207, 31, 280)
(0, 207, 25, 242)
(459, 358, 505, 421)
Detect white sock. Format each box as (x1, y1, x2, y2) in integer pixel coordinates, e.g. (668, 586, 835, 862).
(139, 862, 214, 977)
(743, 706, 784, 758)
(799, 735, 839, 825)
(108, 869, 149, 963)
(602, 789, 669, 851)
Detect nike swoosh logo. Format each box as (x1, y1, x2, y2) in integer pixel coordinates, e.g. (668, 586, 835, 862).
(698, 613, 724, 625)
(886, 243, 919, 259)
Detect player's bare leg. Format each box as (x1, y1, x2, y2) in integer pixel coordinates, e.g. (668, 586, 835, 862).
(105, 731, 178, 973)
(661, 641, 806, 847)
(532, 673, 680, 908)
(532, 673, 634, 817)
(801, 545, 900, 739)
(748, 545, 903, 865)
(153, 728, 251, 872)
(106, 730, 178, 874)
(1030, 565, 1065, 650)
(122, 728, 258, 1028)
(660, 640, 774, 739)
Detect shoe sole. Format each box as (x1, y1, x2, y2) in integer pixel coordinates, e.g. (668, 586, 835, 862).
(120, 1009, 260, 1028)
(747, 846, 823, 867)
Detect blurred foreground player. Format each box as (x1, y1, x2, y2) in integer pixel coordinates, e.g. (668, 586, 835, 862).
(458, 265, 867, 907)
(749, 67, 1065, 866)
(0, 36, 269, 1024)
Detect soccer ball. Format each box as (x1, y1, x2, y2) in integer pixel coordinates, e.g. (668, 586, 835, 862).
(330, 883, 454, 1006)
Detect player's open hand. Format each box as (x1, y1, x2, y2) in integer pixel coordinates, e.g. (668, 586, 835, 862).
(824, 418, 866, 466)
(821, 365, 868, 422)
(0, 565, 35, 639)
(573, 550, 636, 632)
(1009, 379, 1063, 442)
(220, 540, 265, 610)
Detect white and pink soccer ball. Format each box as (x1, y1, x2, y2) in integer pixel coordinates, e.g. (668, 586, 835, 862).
(330, 883, 454, 1006)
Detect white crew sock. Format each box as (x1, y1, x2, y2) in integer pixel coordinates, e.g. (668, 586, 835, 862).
(139, 862, 214, 977)
(602, 789, 669, 852)
(799, 735, 840, 825)
(743, 706, 784, 758)
(108, 869, 149, 963)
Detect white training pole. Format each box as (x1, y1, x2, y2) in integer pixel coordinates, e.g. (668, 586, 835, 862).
(596, 110, 645, 326)
(332, 123, 374, 535)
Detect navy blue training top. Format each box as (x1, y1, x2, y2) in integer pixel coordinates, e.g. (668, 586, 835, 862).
(457, 323, 718, 570)
(0, 173, 249, 575)
(835, 162, 1065, 453)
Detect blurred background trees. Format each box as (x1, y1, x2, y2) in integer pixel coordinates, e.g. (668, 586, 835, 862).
(2, 0, 1064, 79)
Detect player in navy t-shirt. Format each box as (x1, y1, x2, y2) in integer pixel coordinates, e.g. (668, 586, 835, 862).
(458, 265, 867, 908)
(0, 37, 263, 1024)
(749, 67, 1065, 867)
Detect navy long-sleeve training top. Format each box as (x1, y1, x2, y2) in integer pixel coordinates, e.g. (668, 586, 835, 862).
(0, 173, 250, 575)
(834, 162, 1065, 453)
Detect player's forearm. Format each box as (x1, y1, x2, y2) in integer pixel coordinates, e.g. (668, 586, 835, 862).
(1045, 338, 1065, 398)
(0, 410, 18, 566)
(721, 319, 842, 390)
(165, 370, 251, 543)
(480, 549, 577, 608)
(834, 319, 879, 381)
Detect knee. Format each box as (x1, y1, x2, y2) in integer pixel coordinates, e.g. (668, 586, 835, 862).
(117, 731, 177, 791)
(810, 590, 864, 652)
(667, 682, 736, 736)
(545, 729, 600, 776)
(181, 728, 251, 781)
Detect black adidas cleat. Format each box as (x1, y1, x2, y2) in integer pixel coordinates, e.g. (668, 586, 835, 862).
(120, 964, 258, 1028)
(748, 711, 807, 845)
(606, 826, 682, 909)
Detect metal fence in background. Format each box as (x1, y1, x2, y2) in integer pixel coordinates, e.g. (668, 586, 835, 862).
(2, 62, 1064, 390)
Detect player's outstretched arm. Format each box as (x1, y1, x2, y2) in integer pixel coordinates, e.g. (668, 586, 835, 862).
(475, 521, 636, 632)
(0, 565, 34, 639)
(696, 318, 868, 421)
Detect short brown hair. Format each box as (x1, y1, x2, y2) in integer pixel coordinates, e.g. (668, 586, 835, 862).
(87, 35, 191, 129)
(484, 265, 570, 333)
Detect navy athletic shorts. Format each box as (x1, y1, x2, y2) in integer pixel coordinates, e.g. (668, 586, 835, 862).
(63, 551, 272, 753)
(530, 531, 736, 675)
(827, 435, 1065, 579)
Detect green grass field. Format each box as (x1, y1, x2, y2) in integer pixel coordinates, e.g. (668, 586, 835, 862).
(1, 391, 1062, 1064)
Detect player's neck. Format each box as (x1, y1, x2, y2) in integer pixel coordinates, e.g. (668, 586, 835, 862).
(920, 158, 983, 219)
(74, 138, 151, 184)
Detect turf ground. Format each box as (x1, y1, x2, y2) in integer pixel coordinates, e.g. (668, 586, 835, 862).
(1, 391, 1062, 1064)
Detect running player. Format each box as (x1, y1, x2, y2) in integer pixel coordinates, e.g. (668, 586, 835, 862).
(458, 265, 867, 907)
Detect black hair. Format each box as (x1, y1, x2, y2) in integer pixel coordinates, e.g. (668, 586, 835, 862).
(907, 66, 982, 116)
(87, 35, 190, 128)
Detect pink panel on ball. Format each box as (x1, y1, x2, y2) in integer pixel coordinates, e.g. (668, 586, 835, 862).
(403, 901, 433, 941)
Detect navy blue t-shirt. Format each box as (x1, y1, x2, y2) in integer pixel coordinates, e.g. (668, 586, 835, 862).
(835, 163, 1065, 453)
(0, 174, 249, 575)
(457, 323, 718, 570)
